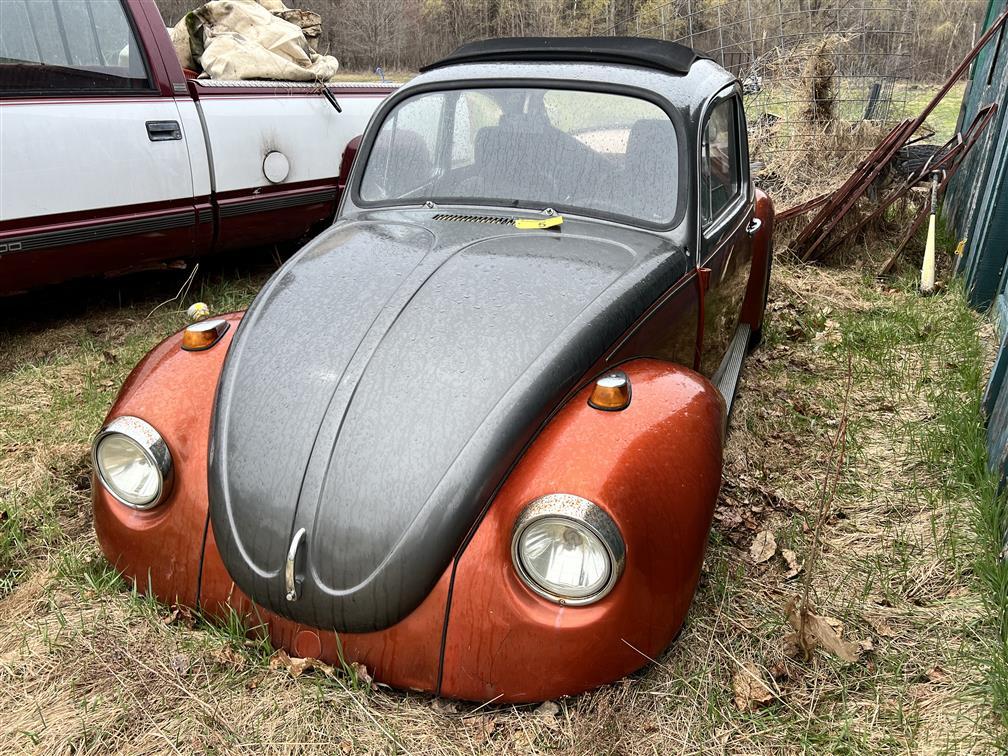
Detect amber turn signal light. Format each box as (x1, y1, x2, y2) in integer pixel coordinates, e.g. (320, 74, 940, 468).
(181, 318, 230, 351)
(588, 370, 631, 411)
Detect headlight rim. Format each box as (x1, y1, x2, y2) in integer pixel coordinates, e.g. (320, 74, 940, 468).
(91, 416, 173, 510)
(511, 493, 625, 606)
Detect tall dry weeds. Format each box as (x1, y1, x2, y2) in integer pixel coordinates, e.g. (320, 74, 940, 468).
(800, 39, 839, 123)
(751, 37, 923, 257)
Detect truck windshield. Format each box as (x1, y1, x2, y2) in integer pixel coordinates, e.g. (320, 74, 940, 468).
(357, 87, 680, 226)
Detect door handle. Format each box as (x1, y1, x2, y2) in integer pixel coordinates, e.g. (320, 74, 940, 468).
(285, 527, 306, 601)
(746, 217, 762, 237)
(146, 120, 182, 142)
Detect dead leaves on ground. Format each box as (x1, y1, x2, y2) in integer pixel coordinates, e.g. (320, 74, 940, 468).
(749, 530, 777, 564)
(867, 614, 897, 638)
(715, 467, 794, 548)
(781, 548, 803, 579)
(213, 644, 246, 670)
(785, 599, 861, 664)
(732, 600, 867, 712)
(732, 662, 775, 711)
(267, 649, 377, 691)
(269, 649, 332, 678)
(163, 604, 196, 629)
(748, 532, 803, 580)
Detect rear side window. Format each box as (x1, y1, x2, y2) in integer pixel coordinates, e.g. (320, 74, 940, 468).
(701, 98, 741, 225)
(0, 0, 152, 95)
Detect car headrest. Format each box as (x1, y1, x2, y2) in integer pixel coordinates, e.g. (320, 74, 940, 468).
(625, 118, 677, 171)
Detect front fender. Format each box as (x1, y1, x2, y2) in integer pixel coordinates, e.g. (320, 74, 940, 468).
(91, 313, 244, 605)
(441, 358, 725, 702)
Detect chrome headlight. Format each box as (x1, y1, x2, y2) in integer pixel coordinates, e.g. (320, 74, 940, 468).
(92, 416, 173, 509)
(511, 494, 625, 606)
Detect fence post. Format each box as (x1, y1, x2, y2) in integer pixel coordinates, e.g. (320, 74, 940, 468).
(687, 0, 694, 48)
(778, 0, 785, 55)
(717, 3, 725, 68)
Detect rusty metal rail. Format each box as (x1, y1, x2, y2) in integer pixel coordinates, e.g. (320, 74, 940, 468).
(791, 6, 1008, 263)
(826, 104, 999, 261)
(792, 120, 914, 261)
(776, 193, 831, 222)
(877, 103, 1000, 276)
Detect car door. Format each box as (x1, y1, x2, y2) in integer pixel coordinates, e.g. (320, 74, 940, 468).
(697, 90, 756, 376)
(0, 0, 196, 294)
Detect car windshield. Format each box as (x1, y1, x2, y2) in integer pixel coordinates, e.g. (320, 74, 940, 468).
(358, 87, 680, 226)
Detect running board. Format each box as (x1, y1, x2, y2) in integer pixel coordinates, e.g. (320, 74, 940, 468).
(711, 323, 751, 429)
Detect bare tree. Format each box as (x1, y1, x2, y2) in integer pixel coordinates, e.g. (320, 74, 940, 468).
(153, 0, 987, 78)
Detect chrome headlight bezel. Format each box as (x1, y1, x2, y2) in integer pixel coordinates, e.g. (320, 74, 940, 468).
(511, 493, 625, 606)
(91, 416, 173, 510)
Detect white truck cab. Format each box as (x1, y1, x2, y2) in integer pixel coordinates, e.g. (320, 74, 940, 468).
(0, 0, 395, 294)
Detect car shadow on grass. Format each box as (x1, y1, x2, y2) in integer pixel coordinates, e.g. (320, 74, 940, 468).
(0, 246, 297, 388)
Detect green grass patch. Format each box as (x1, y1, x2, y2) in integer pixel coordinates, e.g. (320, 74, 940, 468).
(901, 81, 967, 144)
(838, 272, 1008, 740)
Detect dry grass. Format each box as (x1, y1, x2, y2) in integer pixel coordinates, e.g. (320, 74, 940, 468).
(750, 40, 968, 260)
(749, 35, 895, 213)
(0, 244, 1004, 753)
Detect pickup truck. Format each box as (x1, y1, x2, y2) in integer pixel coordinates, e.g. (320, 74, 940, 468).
(0, 0, 395, 295)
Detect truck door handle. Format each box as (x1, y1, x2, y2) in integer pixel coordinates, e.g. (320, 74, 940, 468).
(746, 217, 762, 237)
(146, 120, 182, 142)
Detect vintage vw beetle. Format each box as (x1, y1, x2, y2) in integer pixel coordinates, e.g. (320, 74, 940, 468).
(91, 37, 774, 703)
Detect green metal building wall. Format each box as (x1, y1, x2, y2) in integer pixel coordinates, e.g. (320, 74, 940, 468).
(943, 0, 1008, 481)
(947, 0, 1008, 312)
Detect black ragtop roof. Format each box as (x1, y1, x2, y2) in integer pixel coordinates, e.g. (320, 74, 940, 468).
(420, 36, 706, 76)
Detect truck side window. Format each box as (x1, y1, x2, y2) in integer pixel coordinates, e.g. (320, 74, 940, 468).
(701, 98, 741, 226)
(0, 0, 152, 95)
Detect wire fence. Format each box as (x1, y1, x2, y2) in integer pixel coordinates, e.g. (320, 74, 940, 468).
(584, 1, 916, 157)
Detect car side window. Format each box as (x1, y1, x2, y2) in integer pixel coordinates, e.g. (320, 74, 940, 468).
(701, 97, 741, 226)
(0, 0, 152, 96)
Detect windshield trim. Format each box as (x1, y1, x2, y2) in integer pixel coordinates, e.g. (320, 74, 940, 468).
(349, 78, 687, 232)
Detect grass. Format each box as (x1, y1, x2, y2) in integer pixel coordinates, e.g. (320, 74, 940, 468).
(901, 81, 967, 144)
(0, 229, 1006, 752)
(0, 261, 266, 598)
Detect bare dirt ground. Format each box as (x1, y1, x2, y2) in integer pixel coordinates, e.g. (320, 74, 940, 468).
(0, 247, 1003, 754)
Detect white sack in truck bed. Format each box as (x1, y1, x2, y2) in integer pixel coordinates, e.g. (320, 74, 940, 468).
(169, 0, 338, 81)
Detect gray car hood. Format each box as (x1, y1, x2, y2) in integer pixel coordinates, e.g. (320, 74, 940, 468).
(208, 211, 688, 632)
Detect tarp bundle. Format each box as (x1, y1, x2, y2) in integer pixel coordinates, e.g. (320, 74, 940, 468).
(169, 0, 339, 82)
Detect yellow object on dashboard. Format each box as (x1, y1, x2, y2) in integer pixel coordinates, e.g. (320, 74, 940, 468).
(515, 216, 564, 230)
